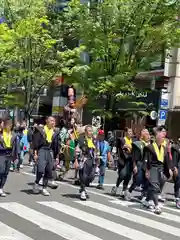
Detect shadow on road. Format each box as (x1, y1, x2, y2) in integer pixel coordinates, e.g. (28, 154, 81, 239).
(20, 189, 35, 195)
(62, 193, 80, 199)
(104, 192, 120, 198)
(62, 193, 90, 200)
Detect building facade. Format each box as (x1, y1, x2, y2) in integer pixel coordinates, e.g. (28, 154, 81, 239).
(165, 48, 180, 138)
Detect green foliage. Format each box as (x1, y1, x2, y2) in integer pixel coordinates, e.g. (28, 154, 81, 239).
(1, 93, 25, 108)
(62, 0, 180, 117)
(0, 0, 87, 117)
(0, 0, 179, 120)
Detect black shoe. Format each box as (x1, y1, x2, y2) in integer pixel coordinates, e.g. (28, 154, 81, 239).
(96, 184, 104, 190)
(74, 179, 80, 185)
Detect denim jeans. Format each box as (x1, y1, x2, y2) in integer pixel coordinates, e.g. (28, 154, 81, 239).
(98, 164, 106, 185)
(17, 151, 27, 170)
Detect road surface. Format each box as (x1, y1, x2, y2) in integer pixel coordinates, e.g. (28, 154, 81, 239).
(0, 163, 179, 240)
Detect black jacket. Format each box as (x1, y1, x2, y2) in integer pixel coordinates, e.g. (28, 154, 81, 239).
(143, 143, 171, 177)
(77, 135, 95, 158)
(32, 126, 60, 159)
(116, 137, 132, 166)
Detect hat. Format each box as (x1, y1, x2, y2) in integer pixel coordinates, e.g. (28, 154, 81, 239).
(98, 129, 104, 135)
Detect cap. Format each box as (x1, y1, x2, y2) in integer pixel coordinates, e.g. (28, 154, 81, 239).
(98, 129, 104, 135)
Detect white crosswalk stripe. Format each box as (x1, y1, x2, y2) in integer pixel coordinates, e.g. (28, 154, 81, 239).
(0, 221, 34, 240)
(0, 202, 102, 240)
(75, 200, 180, 237)
(38, 201, 160, 240)
(0, 199, 180, 240)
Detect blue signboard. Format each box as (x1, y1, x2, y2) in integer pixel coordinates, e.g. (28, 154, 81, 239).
(160, 99, 168, 108)
(159, 110, 167, 120)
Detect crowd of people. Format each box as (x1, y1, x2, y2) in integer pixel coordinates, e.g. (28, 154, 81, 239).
(0, 115, 179, 216)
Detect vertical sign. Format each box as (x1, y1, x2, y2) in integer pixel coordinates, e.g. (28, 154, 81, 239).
(157, 89, 169, 126)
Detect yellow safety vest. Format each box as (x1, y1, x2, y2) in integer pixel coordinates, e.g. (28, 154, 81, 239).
(124, 136, 132, 148)
(44, 125, 54, 143)
(85, 137, 95, 149)
(3, 131, 12, 148)
(153, 142, 164, 162)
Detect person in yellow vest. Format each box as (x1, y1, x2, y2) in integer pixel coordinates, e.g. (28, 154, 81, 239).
(125, 128, 150, 200)
(142, 126, 173, 214)
(0, 119, 19, 197)
(32, 116, 60, 196)
(154, 126, 169, 203)
(77, 125, 96, 200)
(111, 127, 133, 197)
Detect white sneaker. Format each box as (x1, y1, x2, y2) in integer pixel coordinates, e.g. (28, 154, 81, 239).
(149, 200, 155, 207)
(0, 189, 6, 197)
(141, 196, 146, 202)
(33, 183, 40, 194)
(124, 190, 131, 201)
(142, 199, 154, 209)
(154, 205, 162, 214)
(158, 195, 166, 202)
(48, 180, 58, 189)
(136, 186, 142, 191)
(111, 186, 117, 196)
(80, 191, 87, 200)
(10, 166, 14, 171)
(95, 167, 100, 176)
(39, 178, 43, 186)
(20, 164, 23, 169)
(29, 162, 33, 166)
(42, 188, 50, 196)
(120, 190, 125, 197)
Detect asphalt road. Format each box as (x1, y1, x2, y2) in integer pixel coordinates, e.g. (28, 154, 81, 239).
(0, 162, 179, 240)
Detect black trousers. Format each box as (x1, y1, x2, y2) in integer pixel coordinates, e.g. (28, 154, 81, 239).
(146, 166, 167, 206)
(0, 155, 12, 189)
(35, 148, 54, 187)
(116, 160, 132, 191)
(79, 158, 94, 191)
(129, 162, 144, 193)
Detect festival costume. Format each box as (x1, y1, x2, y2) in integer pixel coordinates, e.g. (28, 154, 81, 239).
(32, 125, 60, 195)
(111, 136, 133, 196)
(77, 135, 96, 200)
(143, 142, 171, 214)
(0, 130, 19, 196)
(128, 140, 149, 198)
(59, 127, 79, 180)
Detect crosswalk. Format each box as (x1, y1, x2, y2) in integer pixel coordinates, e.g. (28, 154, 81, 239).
(0, 198, 180, 240)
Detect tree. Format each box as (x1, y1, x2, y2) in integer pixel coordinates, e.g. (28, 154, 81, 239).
(0, 0, 87, 120)
(62, 0, 180, 119)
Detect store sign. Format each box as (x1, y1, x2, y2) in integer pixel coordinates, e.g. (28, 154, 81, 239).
(117, 91, 148, 98)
